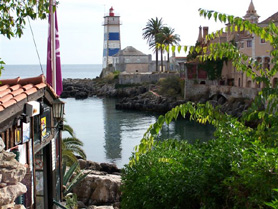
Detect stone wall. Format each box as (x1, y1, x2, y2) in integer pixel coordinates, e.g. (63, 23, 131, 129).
(0, 139, 27, 208)
(185, 80, 260, 100)
(118, 73, 179, 85)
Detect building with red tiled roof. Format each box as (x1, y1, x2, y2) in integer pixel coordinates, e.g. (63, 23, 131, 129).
(0, 74, 64, 208)
(195, 0, 278, 88)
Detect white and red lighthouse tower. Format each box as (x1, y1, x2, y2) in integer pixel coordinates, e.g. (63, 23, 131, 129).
(102, 7, 121, 69)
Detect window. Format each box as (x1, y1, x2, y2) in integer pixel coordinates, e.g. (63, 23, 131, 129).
(247, 40, 252, 47)
(241, 42, 244, 48)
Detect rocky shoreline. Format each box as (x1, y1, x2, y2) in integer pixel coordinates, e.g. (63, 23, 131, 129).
(74, 160, 121, 209)
(61, 78, 253, 118)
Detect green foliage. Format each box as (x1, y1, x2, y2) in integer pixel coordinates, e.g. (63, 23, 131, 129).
(0, 0, 53, 39)
(122, 8, 278, 209)
(113, 70, 120, 79)
(266, 189, 278, 209)
(65, 193, 78, 209)
(62, 162, 88, 196)
(0, 58, 5, 79)
(199, 58, 227, 80)
(157, 76, 184, 98)
(142, 17, 164, 72)
(122, 100, 278, 208)
(62, 123, 86, 167)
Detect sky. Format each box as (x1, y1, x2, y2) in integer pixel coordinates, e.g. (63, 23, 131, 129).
(0, 0, 277, 65)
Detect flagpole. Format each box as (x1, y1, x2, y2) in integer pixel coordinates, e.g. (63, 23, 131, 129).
(50, 0, 56, 92)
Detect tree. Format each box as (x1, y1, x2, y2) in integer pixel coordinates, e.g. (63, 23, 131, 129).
(0, 0, 53, 73)
(62, 123, 86, 166)
(0, 0, 51, 39)
(122, 9, 278, 209)
(142, 17, 164, 72)
(156, 27, 181, 71)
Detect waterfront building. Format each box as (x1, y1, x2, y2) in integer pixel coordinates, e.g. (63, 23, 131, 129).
(102, 7, 121, 69)
(196, 0, 278, 88)
(112, 46, 153, 73)
(0, 75, 64, 208)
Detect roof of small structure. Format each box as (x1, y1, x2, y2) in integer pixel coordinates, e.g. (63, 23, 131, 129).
(244, 0, 260, 19)
(260, 12, 278, 24)
(0, 74, 56, 112)
(114, 46, 146, 56)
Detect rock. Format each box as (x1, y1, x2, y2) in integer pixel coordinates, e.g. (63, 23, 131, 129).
(0, 152, 16, 163)
(73, 173, 121, 206)
(77, 200, 87, 208)
(75, 91, 89, 100)
(14, 205, 26, 209)
(0, 203, 15, 209)
(100, 163, 120, 174)
(0, 183, 27, 206)
(78, 160, 102, 171)
(113, 202, 120, 209)
(0, 164, 26, 184)
(0, 138, 5, 152)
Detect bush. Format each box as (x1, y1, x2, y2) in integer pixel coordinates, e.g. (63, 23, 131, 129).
(157, 76, 184, 98)
(122, 133, 278, 209)
(121, 102, 278, 209)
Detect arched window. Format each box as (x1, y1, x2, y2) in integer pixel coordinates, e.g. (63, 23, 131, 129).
(263, 57, 270, 70)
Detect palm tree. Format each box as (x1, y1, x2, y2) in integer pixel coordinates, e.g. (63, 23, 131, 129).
(156, 27, 181, 71)
(142, 17, 164, 72)
(62, 123, 86, 166)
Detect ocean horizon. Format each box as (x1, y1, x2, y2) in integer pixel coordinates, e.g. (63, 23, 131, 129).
(1, 64, 102, 80)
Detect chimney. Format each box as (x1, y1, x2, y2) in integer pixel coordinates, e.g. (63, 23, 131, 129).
(203, 27, 209, 40)
(197, 26, 203, 43)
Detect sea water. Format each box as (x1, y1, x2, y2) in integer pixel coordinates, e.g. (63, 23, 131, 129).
(2, 64, 214, 168)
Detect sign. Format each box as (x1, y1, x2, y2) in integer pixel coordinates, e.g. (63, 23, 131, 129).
(41, 117, 47, 140)
(15, 128, 22, 145)
(23, 122, 30, 143)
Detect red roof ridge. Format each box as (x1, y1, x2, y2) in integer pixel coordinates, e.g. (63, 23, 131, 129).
(0, 74, 45, 86)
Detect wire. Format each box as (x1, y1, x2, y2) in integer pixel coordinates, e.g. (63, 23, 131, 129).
(27, 17, 44, 75)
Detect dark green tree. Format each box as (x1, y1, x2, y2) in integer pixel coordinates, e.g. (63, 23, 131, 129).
(156, 27, 181, 71)
(142, 17, 164, 72)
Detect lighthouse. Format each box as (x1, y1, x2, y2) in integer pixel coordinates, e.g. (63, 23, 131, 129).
(102, 7, 121, 69)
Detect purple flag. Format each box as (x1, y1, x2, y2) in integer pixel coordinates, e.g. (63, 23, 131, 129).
(46, 8, 63, 96)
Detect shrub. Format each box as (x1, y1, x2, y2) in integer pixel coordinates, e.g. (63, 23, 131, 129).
(121, 102, 278, 209)
(158, 76, 184, 98)
(122, 131, 278, 209)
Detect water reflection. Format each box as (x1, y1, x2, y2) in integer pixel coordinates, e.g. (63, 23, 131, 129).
(64, 97, 215, 168)
(102, 99, 122, 161)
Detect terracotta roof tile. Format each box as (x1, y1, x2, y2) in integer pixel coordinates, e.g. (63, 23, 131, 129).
(19, 74, 45, 86)
(12, 94, 27, 102)
(0, 85, 9, 92)
(23, 84, 34, 91)
(0, 74, 50, 112)
(0, 94, 13, 104)
(10, 88, 24, 97)
(35, 83, 47, 89)
(9, 84, 21, 91)
(1, 100, 16, 108)
(0, 77, 20, 85)
(0, 89, 12, 98)
(24, 87, 37, 96)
